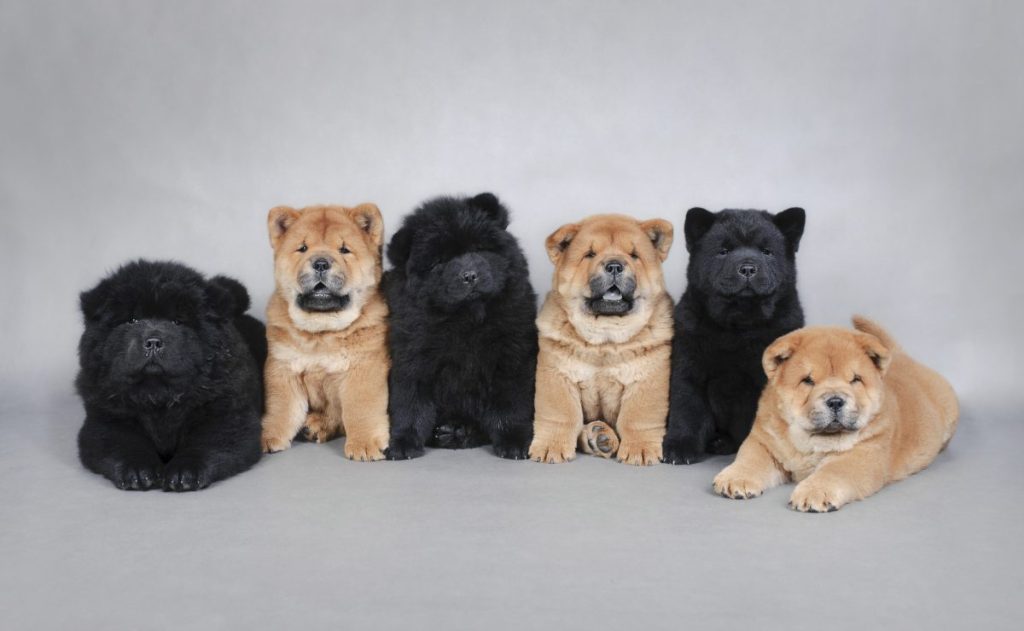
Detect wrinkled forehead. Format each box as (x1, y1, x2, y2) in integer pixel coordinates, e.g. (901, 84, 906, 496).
(290, 209, 364, 245)
(791, 335, 871, 377)
(576, 221, 645, 252)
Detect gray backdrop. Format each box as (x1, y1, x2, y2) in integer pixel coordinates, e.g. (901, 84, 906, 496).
(1, 1, 1022, 630)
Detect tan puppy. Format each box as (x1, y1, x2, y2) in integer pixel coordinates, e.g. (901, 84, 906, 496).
(260, 204, 391, 461)
(529, 214, 675, 465)
(714, 317, 959, 511)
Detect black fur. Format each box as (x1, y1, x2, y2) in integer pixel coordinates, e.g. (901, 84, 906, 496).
(75, 260, 264, 491)
(384, 193, 538, 460)
(663, 208, 806, 464)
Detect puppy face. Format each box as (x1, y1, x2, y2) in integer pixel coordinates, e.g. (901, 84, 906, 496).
(78, 261, 239, 406)
(268, 204, 384, 328)
(684, 207, 804, 303)
(546, 214, 673, 319)
(763, 326, 891, 443)
(387, 193, 521, 312)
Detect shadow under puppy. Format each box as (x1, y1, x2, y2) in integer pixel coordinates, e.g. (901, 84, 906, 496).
(713, 317, 959, 512)
(260, 203, 391, 461)
(663, 207, 806, 464)
(76, 260, 266, 491)
(384, 193, 538, 459)
(529, 214, 675, 465)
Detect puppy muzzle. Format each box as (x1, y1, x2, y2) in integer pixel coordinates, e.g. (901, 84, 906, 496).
(809, 393, 859, 434)
(586, 261, 637, 316)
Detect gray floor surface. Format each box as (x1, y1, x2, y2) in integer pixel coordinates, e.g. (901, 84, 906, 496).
(1, 395, 1020, 630)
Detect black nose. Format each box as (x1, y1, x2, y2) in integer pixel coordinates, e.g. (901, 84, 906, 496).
(144, 337, 164, 352)
(826, 396, 845, 411)
(461, 270, 478, 284)
(738, 262, 758, 278)
(605, 260, 624, 275)
(312, 258, 331, 272)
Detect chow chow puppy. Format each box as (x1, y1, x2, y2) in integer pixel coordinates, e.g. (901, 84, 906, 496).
(713, 317, 959, 512)
(76, 260, 265, 491)
(663, 207, 806, 464)
(383, 193, 538, 460)
(529, 214, 675, 465)
(260, 203, 391, 461)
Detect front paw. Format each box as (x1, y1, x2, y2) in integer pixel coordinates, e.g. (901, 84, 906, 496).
(617, 439, 661, 466)
(492, 426, 532, 460)
(261, 430, 292, 454)
(162, 458, 214, 492)
(528, 437, 576, 464)
(661, 436, 706, 465)
(108, 459, 163, 491)
(385, 433, 425, 461)
(344, 433, 388, 461)
(789, 480, 845, 513)
(713, 465, 765, 499)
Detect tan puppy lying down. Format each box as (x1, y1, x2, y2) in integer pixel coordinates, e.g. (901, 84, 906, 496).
(713, 316, 958, 512)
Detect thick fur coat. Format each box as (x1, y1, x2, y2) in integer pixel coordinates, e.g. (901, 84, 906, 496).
(384, 193, 538, 459)
(663, 207, 806, 464)
(76, 260, 265, 491)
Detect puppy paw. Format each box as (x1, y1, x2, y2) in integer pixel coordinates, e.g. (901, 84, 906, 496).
(298, 412, 336, 444)
(789, 481, 844, 513)
(108, 460, 163, 491)
(385, 433, 425, 460)
(580, 421, 619, 459)
(661, 436, 706, 465)
(617, 440, 661, 466)
(261, 432, 292, 454)
(528, 439, 576, 464)
(343, 434, 388, 462)
(162, 458, 214, 492)
(492, 437, 530, 460)
(713, 467, 765, 499)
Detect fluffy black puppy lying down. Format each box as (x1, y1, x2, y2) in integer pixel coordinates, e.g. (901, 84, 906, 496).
(663, 207, 805, 464)
(76, 260, 266, 491)
(384, 193, 538, 459)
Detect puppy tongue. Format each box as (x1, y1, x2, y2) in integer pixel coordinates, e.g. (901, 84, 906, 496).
(602, 288, 623, 302)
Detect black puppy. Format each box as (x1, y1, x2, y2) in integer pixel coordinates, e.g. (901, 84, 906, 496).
(76, 260, 266, 491)
(384, 193, 538, 460)
(663, 208, 805, 464)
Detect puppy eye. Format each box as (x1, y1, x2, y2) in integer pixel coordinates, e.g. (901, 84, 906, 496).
(630, 249, 640, 260)
(761, 248, 773, 256)
(851, 375, 863, 384)
(128, 318, 139, 325)
(718, 247, 730, 256)
(584, 249, 596, 259)
(802, 376, 815, 386)
(339, 245, 351, 254)
(297, 244, 308, 253)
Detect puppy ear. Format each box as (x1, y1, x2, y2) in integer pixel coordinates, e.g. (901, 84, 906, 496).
(468, 192, 509, 229)
(684, 207, 716, 252)
(387, 226, 413, 269)
(855, 331, 892, 376)
(348, 203, 385, 248)
(545, 223, 580, 264)
(206, 275, 250, 319)
(267, 206, 300, 249)
(773, 207, 806, 252)
(79, 283, 109, 323)
(762, 331, 802, 380)
(640, 218, 674, 261)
